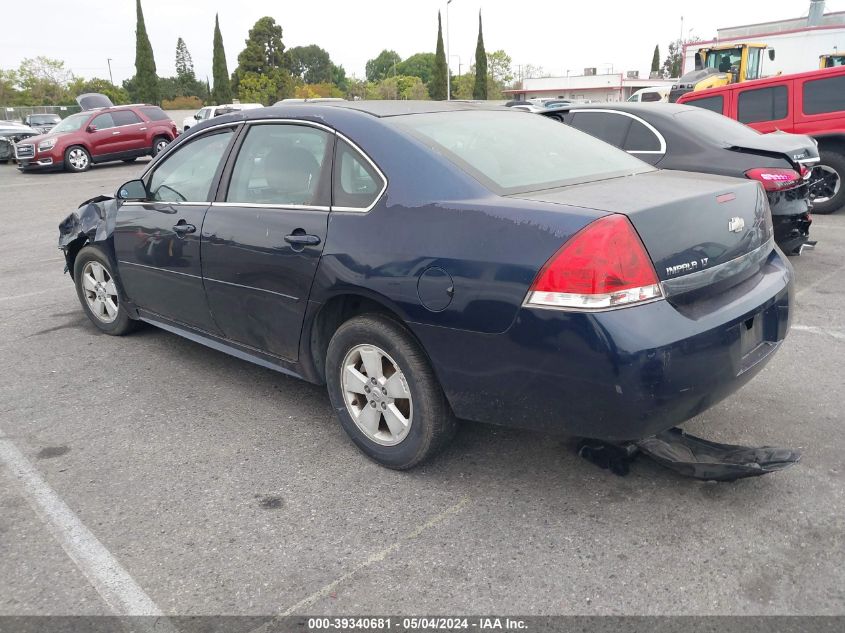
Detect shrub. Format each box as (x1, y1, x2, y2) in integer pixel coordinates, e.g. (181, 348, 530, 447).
(162, 95, 203, 110)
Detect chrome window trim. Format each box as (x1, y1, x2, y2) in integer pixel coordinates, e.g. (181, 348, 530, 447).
(211, 202, 331, 212)
(121, 201, 211, 207)
(568, 108, 667, 155)
(660, 237, 775, 298)
(332, 131, 388, 213)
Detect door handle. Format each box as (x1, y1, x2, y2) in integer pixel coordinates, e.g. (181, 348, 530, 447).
(284, 233, 321, 246)
(139, 127, 147, 131)
(112, 131, 121, 135)
(173, 222, 196, 235)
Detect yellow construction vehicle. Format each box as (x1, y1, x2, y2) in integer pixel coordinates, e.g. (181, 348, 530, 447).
(820, 53, 845, 68)
(669, 43, 774, 102)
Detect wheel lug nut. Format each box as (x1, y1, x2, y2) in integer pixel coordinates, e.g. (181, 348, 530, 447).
(371, 378, 377, 385)
(381, 388, 387, 395)
(381, 402, 387, 410)
(364, 386, 370, 393)
(370, 401, 377, 408)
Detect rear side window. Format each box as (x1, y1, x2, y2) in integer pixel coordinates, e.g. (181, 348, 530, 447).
(737, 86, 788, 123)
(624, 120, 662, 152)
(803, 75, 845, 115)
(227, 124, 331, 207)
(640, 91, 662, 102)
(685, 95, 724, 114)
(333, 140, 385, 210)
(138, 106, 170, 121)
(112, 110, 142, 126)
(569, 112, 631, 147)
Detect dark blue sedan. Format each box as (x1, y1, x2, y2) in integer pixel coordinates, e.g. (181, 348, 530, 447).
(58, 101, 793, 469)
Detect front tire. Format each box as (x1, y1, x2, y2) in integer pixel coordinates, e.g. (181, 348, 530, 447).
(64, 146, 91, 172)
(811, 150, 845, 214)
(73, 246, 137, 335)
(326, 314, 456, 470)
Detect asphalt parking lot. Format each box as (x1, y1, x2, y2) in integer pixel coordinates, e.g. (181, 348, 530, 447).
(0, 160, 843, 617)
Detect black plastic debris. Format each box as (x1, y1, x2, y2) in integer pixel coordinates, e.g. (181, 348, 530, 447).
(578, 427, 801, 482)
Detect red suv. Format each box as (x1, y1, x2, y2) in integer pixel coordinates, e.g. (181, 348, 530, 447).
(677, 66, 845, 214)
(15, 104, 177, 173)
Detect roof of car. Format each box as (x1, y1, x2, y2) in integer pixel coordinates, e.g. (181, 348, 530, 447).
(249, 100, 502, 119)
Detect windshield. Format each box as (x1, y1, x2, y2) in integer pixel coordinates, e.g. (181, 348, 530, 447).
(705, 48, 742, 74)
(29, 114, 61, 124)
(674, 109, 762, 144)
(51, 113, 89, 134)
(395, 110, 652, 194)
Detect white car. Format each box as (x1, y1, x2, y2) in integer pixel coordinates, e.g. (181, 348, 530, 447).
(627, 87, 669, 103)
(181, 103, 263, 132)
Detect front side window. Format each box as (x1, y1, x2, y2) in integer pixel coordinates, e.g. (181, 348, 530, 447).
(640, 91, 662, 102)
(226, 124, 330, 206)
(91, 113, 115, 130)
(148, 129, 234, 202)
(685, 95, 724, 114)
(333, 139, 384, 209)
(803, 75, 845, 115)
(705, 48, 742, 74)
(737, 86, 788, 123)
(397, 110, 651, 194)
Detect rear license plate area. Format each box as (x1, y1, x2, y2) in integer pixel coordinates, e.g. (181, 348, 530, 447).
(740, 314, 764, 357)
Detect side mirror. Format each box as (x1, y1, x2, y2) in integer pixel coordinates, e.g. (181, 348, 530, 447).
(86, 125, 97, 133)
(194, 113, 201, 120)
(117, 179, 147, 201)
(768, 49, 776, 61)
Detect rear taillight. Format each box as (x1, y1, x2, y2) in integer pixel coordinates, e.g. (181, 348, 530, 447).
(745, 167, 802, 191)
(525, 214, 663, 311)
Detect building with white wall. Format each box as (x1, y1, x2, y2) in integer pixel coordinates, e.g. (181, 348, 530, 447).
(682, 0, 845, 76)
(504, 72, 675, 103)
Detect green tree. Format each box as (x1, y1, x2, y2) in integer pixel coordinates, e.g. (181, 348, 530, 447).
(133, 0, 159, 104)
(0, 69, 20, 105)
(431, 12, 448, 100)
(287, 45, 333, 84)
(662, 37, 699, 78)
(473, 12, 488, 99)
(487, 50, 513, 85)
(211, 14, 231, 104)
(237, 72, 277, 105)
(651, 45, 661, 75)
(68, 77, 130, 105)
(396, 53, 436, 86)
(376, 75, 429, 100)
(331, 64, 348, 92)
(232, 16, 292, 100)
(17, 57, 74, 104)
(175, 37, 195, 80)
(365, 50, 401, 82)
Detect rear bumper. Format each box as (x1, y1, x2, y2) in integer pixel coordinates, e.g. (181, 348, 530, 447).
(768, 187, 812, 254)
(414, 249, 793, 441)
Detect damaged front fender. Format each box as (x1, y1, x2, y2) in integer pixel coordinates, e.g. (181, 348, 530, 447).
(57, 195, 119, 277)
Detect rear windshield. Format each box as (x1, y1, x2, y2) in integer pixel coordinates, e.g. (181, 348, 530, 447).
(673, 108, 762, 145)
(138, 106, 169, 121)
(395, 110, 652, 194)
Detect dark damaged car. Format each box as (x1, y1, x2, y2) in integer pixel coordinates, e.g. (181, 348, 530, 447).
(541, 103, 819, 255)
(58, 102, 794, 470)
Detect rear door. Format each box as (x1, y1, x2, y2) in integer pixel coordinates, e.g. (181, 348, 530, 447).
(111, 109, 147, 153)
(113, 126, 238, 332)
(201, 121, 334, 360)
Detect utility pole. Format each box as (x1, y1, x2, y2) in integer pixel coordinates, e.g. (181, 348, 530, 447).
(446, 0, 453, 100)
(107, 58, 113, 85)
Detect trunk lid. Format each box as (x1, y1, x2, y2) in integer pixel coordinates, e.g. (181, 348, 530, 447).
(511, 170, 772, 284)
(724, 131, 819, 167)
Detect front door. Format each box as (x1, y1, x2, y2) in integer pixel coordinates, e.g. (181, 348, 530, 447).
(87, 112, 122, 159)
(201, 122, 333, 360)
(113, 126, 237, 332)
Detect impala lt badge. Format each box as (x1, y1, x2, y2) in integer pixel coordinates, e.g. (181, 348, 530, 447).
(728, 217, 745, 233)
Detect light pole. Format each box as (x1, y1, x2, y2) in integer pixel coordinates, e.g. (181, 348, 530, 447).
(446, 0, 453, 100)
(107, 58, 113, 85)
(451, 54, 462, 78)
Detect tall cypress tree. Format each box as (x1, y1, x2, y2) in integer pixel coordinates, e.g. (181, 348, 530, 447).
(473, 11, 488, 100)
(431, 11, 447, 100)
(651, 45, 661, 75)
(212, 13, 232, 105)
(134, 0, 159, 104)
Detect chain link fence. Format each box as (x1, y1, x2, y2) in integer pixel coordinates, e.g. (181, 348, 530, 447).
(1, 105, 82, 123)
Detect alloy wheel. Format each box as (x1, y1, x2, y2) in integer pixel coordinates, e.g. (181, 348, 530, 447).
(81, 261, 119, 323)
(341, 344, 413, 446)
(155, 139, 168, 154)
(812, 165, 841, 204)
(68, 148, 89, 170)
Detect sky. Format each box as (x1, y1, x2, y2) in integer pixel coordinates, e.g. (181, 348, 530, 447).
(3, 0, 845, 85)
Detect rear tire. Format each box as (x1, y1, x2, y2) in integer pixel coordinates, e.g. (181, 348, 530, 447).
(151, 136, 169, 157)
(811, 150, 845, 215)
(325, 314, 456, 470)
(73, 246, 138, 336)
(64, 146, 91, 172)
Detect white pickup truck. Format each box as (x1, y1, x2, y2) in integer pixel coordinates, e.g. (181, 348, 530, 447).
(181, 102, 263, 132)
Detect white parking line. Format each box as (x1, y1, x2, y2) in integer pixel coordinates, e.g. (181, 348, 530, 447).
(247, 495, 470, 629)
(792, 324, 845, 342)
(0, 432, 167, 618)
(0, 287, 67, 302)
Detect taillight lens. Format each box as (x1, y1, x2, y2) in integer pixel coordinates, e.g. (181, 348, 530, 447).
(525, 214, 663, 311)
(745, 167, 802, 191)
